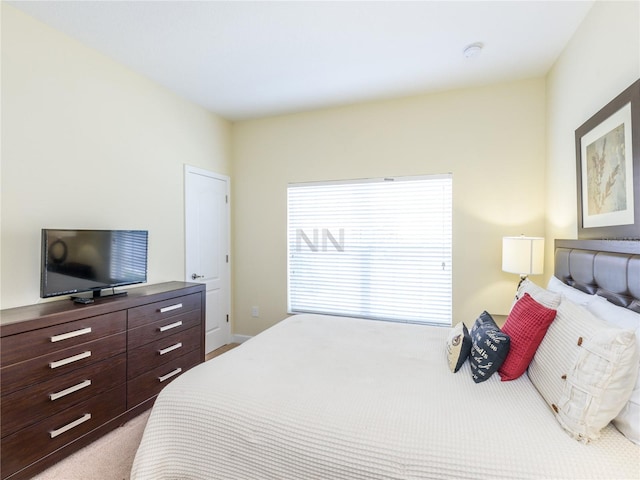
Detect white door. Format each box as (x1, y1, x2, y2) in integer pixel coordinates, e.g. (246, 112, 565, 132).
(184, 165, 230, 353)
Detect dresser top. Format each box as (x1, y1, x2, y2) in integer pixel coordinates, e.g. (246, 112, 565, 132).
(0, 282, 205, 336)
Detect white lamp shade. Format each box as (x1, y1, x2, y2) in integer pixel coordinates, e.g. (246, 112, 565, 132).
(502, 236, 544, 275)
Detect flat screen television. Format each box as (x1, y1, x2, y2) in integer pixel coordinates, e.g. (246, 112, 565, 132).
(41, 229, 148, 299)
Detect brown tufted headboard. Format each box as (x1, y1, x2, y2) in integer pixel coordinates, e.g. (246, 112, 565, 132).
(555, 239, 640, 313)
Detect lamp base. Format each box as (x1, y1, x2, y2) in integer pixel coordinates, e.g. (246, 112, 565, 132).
(516, 274, 528, 290)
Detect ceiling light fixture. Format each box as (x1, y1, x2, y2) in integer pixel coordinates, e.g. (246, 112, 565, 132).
(463, 42, 484, 58)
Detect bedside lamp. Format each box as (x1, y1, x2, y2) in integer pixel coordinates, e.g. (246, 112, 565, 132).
(502, 236, 544, 289)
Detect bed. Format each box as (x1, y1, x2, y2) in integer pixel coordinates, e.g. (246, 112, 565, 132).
(131, 239, 640, 479)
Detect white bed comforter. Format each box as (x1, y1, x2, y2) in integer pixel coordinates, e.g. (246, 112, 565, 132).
(131, 314, 640, 479)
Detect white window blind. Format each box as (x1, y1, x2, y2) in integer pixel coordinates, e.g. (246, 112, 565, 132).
(287, 174, 452, 326)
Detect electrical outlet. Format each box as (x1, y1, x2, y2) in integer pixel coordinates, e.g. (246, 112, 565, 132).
(251, 306, 259, 318)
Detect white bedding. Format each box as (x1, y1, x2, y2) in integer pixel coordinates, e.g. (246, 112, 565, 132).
(131, 314, 640, 479)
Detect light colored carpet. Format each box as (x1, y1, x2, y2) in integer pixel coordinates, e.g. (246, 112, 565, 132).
(30, 410, 150, 480)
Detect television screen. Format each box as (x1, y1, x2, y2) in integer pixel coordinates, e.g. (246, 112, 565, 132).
(41, 229, 148, 298)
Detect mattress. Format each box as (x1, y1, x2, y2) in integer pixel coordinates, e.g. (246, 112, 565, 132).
(131, 314, 640, 479)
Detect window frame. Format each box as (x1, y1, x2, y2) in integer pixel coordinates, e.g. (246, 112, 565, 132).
(287, 173, 453, 326)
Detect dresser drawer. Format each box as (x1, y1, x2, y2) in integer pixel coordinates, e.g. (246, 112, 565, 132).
(1, 311, 126, 366)
(128, 325, 201, 380)
(127, 348, 201, 409)
(1, 384, 126, 479)
(128, 293, 201, 330)
(127, 309, 201, 350)
(1, 332, 126, 395)
(1, 354, 126, 438)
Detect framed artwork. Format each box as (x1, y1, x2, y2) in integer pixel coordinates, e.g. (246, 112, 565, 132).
(576, 79, 640, 239)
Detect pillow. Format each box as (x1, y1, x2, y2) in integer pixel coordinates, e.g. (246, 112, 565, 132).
(527, 299, 639, 443)
(445, 322, 472, 373)
(547, 275, 595, 306)
(469, 311, 511, 383)
(498, 293, 556, 381)
(586, 296, 640, 444)
(514, 278, 561, 310)
(588, 295, 640, 340)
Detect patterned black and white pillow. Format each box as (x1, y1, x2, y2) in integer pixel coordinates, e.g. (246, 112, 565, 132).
(469, 311, 511, 383)
(446, 322, 472, 373)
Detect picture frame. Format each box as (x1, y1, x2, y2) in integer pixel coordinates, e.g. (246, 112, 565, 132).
(575, 79, 640, 239)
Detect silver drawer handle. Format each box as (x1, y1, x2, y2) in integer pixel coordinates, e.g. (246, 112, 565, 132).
(49, 413, 91, 438)
(158, 342, 182, 356)
(159, 320, 182, 332)
(158, 367, 182, 383)
(160, 303, 183, 313)
(50, 380, 92, 401)
(50, 327, 92, 343)
(49, 351, 91, 369)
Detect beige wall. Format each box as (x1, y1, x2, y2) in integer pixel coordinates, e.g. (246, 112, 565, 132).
(545, 0, 640, 274)
(232, 79, 546, 335)
(232, 0, 640, 337)
(5, 0, 636, 335)
(0, 5, 232, 309)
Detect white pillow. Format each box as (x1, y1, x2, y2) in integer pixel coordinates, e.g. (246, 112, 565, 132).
(514, 278, 561, 310)
(528, 299, 639, 443)
(547, 275, 595, 306)
(586, 296, 640, 444)
(445, 322, 472, 373)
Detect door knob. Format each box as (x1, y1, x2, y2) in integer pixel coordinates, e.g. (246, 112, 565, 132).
(191, 274, 204, 280)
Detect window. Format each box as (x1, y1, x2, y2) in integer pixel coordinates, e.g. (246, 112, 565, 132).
(287, 174, 452, 326)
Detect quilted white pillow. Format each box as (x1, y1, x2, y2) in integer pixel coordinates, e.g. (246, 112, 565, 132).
(528, 299, 639, 443)
(586, 296, 640, 444)
(547, 275, 595, 306)
(445, 322, 472, 373)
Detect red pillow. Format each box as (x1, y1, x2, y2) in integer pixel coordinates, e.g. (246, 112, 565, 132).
(498, 293, 557, 381)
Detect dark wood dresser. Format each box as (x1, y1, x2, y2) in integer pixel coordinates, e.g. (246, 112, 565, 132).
(0, 282, 205, 480)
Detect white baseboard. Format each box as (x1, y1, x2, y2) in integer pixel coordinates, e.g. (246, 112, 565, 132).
(232, 334, 252, 344)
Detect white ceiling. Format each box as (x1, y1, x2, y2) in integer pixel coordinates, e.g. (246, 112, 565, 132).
(8, 1, 595, 121)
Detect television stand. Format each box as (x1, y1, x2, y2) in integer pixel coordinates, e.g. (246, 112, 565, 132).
(92, 289, 128, 299)
(71, 289, 128, 302)
(0, 282, 205, 480)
